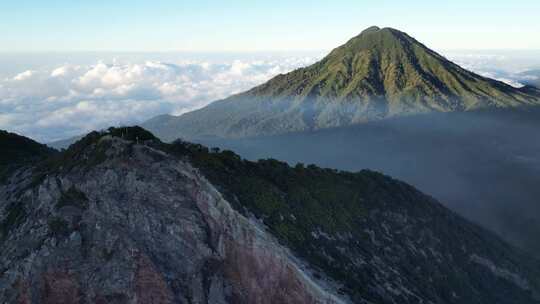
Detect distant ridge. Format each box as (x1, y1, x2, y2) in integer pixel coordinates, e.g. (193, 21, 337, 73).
(143, 26, 539, 140)
(0, 129, 56, 181)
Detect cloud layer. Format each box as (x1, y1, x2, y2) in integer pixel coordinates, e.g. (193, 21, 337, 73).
(1, 51, 539, 143)
(446, 52, 540, 88)
(0, 57, 317, 142)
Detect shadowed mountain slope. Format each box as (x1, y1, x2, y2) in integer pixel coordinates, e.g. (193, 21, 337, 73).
(196, 107, 540, 256)
(1, 127, 539, 303)
(0, 130, 56, 182)
(0, 130, 55, 167)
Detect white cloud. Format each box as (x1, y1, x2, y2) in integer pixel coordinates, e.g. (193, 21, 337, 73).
(493, 78, 525, 88)
(13, 70, 34, 81)
(443, 52, 540, 88)
(0, 56, 318, 142)
(476, 71, 525, 88)
(520, 75, 539, 81)
(50, 66, 78, 77)
(4, 51, 536, 143)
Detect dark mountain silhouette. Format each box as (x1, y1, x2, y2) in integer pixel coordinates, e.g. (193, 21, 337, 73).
(0, 129, 56, 182)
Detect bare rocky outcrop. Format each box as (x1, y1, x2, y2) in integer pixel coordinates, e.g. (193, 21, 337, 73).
(0, 136, 346, 303)
(1, 129, 539, 304)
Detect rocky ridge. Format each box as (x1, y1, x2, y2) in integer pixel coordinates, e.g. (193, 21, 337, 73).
(0, 133, 346, 303)
(0, 127, 539, 303)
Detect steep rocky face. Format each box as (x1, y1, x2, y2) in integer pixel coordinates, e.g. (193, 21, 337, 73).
(0, 134, 345, 303)
(142, 27, 540, 141)
(1, 127, 539, 303)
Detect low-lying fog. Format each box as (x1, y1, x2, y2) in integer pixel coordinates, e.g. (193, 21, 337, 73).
(201, 107, 540, 256)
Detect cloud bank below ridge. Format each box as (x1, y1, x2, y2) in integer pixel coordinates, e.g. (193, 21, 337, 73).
(0, 56, 318, 142)
(1, 50, 539, 143)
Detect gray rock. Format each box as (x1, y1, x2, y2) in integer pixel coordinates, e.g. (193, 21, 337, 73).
(0, 137, 346, 304)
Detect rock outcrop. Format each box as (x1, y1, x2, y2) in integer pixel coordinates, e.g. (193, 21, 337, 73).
(0, 135, 346, 303)
(1, 127, 539, 303)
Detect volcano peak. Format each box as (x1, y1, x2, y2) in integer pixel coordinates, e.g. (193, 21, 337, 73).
(143, 26, 540, 141)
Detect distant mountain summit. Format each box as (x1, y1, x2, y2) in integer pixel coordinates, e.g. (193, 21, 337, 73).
(144, 26, 540, 141)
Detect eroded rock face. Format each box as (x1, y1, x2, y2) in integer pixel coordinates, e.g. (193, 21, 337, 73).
(1, 131, 540, 304)
(0, 137, 346, 304)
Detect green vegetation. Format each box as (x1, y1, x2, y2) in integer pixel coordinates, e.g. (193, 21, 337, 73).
(105, 126, 157, 142)
(169, 140, 393, 248)
(167, 140, 378, 285)
(2, 127, 539, 303)
(143, 26, 540, 141)
(164, 138, 540, 302)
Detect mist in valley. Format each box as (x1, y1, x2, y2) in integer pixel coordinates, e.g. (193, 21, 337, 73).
(198, 106, 540, 255)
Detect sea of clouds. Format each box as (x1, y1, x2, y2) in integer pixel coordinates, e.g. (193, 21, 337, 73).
(1, 51, 539, 143)
(445, 51, 540, 88)
(0, 55, 319, 142)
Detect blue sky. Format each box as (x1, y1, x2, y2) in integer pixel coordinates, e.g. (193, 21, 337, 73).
(1, 0, 540, 52)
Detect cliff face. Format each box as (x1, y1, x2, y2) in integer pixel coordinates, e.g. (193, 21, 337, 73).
(1, 128, 539, 304)
(0, 136, 345, 304)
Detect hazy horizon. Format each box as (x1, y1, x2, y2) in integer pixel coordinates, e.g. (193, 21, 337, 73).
(1, 48, 540, 142)
(2, 1, 540, 142)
